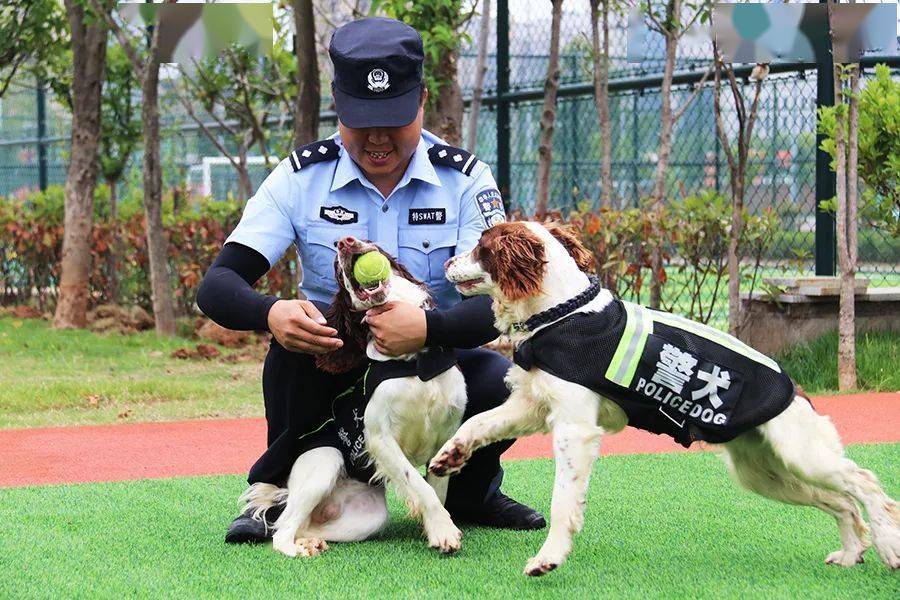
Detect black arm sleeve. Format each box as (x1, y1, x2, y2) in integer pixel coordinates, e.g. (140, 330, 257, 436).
(195, 242, 281, 332)
(424, 294, 499, 349)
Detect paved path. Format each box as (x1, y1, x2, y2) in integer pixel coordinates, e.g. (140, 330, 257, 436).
(1, 392, 897, 488)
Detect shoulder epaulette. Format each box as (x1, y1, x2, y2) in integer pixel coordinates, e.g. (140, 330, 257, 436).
(288, 139, 340, 172)
(427, 144, 478, 176)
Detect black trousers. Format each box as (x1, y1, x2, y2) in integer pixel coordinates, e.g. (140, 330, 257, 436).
(247, 338, 514, 512)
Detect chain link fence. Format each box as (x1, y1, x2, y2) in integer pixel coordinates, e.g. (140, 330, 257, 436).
(457, 1, 899, 298)
(1, 1, 898, 327)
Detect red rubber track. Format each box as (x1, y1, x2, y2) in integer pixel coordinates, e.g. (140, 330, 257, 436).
(1, 392, 897, 488)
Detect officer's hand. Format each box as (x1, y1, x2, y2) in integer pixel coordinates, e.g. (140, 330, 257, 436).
(267, 299, 343, 354)
(365, 301, 426, 356)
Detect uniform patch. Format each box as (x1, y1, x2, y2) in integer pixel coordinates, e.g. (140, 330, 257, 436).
(408, 208, 446, 225)
(475, 188, 506, 227)
(633, 334, 744, 431)
(320, 205, 358, 224)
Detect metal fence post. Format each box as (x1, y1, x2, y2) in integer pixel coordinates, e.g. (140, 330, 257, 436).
(36, 82, 48, 191)
(631, 92, 639, 207)
(496, 0, 511, 208)
(814, 0, 836, 276)
(568, 55, 578, 210)
(771, 83, 777, 207)
(714, 118, 720, 194)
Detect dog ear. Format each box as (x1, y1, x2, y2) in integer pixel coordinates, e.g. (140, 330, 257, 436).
(315, 261, 368, 374)
(482, 223, 547, 301)
(544, 221, 595, 272)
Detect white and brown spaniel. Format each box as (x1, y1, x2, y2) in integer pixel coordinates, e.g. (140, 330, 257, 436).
(429, 220, 900, 575)
(261, 236, 467, 557)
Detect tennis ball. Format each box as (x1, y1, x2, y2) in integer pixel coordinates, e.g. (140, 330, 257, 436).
(353, 251, 391, 286)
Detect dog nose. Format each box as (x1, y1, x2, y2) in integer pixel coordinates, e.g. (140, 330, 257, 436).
(444, 256, 454, 270)
(337, 237, 355, 250)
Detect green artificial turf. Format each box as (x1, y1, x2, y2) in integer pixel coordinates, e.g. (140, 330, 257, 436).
(1, 447, 898, 599)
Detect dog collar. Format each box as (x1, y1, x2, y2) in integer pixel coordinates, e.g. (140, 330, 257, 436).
(511, 276, 601, 333)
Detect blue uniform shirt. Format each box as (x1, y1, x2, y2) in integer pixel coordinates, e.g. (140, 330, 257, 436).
(225, 130, 505, 309)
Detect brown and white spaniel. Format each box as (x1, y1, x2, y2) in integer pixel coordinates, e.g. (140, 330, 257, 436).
(267, 236, 467, 557)
(429, 220, 900, 575)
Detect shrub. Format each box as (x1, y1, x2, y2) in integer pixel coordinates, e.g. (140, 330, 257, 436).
(0, 186, 294, 315)
(562, 191, 780, 323)
(818, 63, 900, 238)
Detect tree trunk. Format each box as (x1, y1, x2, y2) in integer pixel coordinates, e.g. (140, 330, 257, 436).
(237, 145, 253, 201)
(534, 0, 564, 219)
(107, 178, 119, 304)
(172, 178, 183, 216)
(293, 0, 320, 147)
(648, 14, 679, 309)
(466, 0, 491, 152)
(142, 35, 176, 336)
(54, 1, 108, 329)
(291, 0, 318, 295)
(424, 49, 464, 145)
(726, 171, 744, 336)
(836, 65, 859, 390)
(591, 0, 612, 208)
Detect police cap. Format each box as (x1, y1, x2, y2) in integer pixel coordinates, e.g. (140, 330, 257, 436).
(329, 17, 425, 129)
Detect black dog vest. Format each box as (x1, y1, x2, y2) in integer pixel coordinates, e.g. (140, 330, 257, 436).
(325, 348, 458, 482)
(513, 298, 794, 447)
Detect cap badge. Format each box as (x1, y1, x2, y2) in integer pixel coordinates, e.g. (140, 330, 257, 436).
(367, 68, 390, 93)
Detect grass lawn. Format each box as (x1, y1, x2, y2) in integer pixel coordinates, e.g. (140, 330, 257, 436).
(0, 316, 263, 429)
(1, 315, 898, 429)
(1, 447, 897, 599)
(776, 330, 900, 394)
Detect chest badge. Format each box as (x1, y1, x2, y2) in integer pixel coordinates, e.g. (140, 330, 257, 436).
(408, 208, 446, 225)
(367, 69, 390, 93)
(320, 205, 359, 224)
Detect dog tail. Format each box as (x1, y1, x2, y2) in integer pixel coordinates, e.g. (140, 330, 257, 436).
(238, 482, 289, 521)
(792, 381, 815, 410)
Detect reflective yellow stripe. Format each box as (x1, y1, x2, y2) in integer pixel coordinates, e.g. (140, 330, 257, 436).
(648, 310, 781, 373)
(606, 301, 653, 387)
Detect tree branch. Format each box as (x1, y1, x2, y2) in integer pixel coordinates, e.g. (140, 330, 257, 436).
(86, 0, 144, 79)
(678, 2, 710, 40)
(742, 79, 764, 164)
(171, 74, 242, 172)
(644, 0, 665, 35)
(672, 61, 715, 123)
(712, 55, 737, 183)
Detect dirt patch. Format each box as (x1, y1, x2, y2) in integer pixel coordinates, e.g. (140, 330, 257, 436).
(195, 319, 252, 348)
(87, 304, 154, 334)
(0, 305, 45, 319)
(171, 343, 221, 360)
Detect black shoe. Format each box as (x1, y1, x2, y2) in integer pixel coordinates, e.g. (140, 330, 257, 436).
(450, 491, 546, 530)
(224, 503, 285, 544)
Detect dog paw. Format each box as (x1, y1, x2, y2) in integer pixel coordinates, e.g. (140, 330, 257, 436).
(824, 549, 865, 567)
(295, 537, 329, 557)
(425, 518, 462, 554)
(872, 527, 900, 569)
(273, 533, 328, 558)
(428, 440, 471, 477)
(272, 532, 299, 558)
(524, 555, 559, 577)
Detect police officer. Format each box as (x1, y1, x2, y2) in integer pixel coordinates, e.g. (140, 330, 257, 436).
(197, 17, 544, 543)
